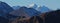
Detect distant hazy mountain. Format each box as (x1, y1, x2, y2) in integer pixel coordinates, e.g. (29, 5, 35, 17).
(37, 6, 50, 13)
(12, 6, 20, 10)
(27, 3, 38, 9)
(10, 6, 40, 18)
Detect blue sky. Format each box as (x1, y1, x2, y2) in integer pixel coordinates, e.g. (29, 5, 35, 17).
(0, 0, 60, 10)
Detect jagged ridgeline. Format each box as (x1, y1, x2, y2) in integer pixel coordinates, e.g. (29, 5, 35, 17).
(9, 6, 41, 23)
(0, 1, 42, 23)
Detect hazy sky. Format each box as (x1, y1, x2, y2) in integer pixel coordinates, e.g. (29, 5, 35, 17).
(0, 0, 60, 10)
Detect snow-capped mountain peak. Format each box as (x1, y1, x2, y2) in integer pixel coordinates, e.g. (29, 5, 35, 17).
(28, 3, 35, 7)
(27, 3, 37, 9)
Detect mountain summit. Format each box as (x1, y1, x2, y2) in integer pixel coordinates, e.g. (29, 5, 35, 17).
(27, 3, 38, 9)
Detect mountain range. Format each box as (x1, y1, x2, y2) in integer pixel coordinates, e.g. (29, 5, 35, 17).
(0, 1, 54, 23)
(27, 3, 50, 13)
(10, 6, 40, 18)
